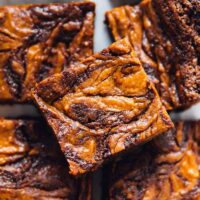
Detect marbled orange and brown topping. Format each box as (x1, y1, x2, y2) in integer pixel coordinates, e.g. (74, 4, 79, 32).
(106, 121, 200, 200)
(0, 118, 80, 200)
(33, 38, 173, 176)
(106, 0, 200, 109)
(0, 2, 95, 102)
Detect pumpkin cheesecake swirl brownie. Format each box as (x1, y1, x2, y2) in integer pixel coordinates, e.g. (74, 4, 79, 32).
(106, 0, 200, 110)
(104, 121, 200, 200)
(0, 118, 90, 200)
(0, 2, 95, 102)
(32, 38, 173, 175)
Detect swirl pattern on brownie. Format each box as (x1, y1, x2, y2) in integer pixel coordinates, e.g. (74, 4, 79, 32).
(106, 0, 200, 109)
(33, 38, 173, 175)
(0, 2, 95, 102)
(0, 118, 83, 200)
(105, 122, 200, 200)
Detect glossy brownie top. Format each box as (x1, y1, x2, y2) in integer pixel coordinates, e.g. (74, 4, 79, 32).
(0, 2, 95, 102)
(33, 37, 173, 175)
(104, 121, 200, 200)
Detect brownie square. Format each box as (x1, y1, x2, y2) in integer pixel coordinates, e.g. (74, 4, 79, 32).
(0, 2, 95, 102)
(0, 118, 89, 199)
(106, 0, 200, 110)
(104, 121, 200, 200)
(32, 37, 173, 175)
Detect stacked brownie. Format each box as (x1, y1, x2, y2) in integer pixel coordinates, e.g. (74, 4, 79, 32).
(32, 37, 173, 175)
(0, 0, 199, 199)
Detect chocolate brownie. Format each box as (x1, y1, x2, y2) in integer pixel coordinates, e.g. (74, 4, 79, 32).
(32, 38, 173, 175)
(0, 118, 89, 200)
(0, 2, 95, 102)
(106, 0, 200, 110)
(103, 121, 200, 200)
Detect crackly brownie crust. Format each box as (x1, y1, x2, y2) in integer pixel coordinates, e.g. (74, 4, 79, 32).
(32, 38, 173, 175)
(0, 118, 89, 200)
(0, 2, 95, 102)
(104, 121, 200, 200)
(106, 0, 200, 110)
